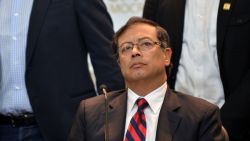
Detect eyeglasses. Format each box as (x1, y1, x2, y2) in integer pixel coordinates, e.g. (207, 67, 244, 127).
(119, 38, 161, 55)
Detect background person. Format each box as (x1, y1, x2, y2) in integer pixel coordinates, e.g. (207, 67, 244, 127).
(0, 0, 124, 140)
(143, 0, 250, 140)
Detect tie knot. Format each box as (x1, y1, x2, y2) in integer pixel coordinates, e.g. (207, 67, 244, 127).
(136, 98, 148, 111)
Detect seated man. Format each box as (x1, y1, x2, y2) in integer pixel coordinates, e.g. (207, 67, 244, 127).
(68, 17, 226, 141)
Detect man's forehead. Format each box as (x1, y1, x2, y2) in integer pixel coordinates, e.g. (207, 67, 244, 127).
(118, 24, 157, 42)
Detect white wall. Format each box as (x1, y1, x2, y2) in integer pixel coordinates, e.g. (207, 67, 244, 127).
(103, 0, 145, 31)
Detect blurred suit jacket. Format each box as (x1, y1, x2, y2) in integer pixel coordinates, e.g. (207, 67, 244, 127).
(69, 89, 225, 141)
(143, 0, 250, 140)
(25, 0, 124, 140)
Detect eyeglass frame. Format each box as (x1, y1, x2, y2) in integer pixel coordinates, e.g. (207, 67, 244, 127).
(118, 38, 162, 55)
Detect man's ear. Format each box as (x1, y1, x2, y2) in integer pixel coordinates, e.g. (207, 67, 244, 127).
(164, 48, 172, 66)
(117, 58, 120, 65)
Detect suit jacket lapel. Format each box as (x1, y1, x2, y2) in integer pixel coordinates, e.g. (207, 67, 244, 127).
(217, 0, 235, 62)
(26, 0, 51, 66)
(107, 91, 127, 141)
(156, 89, 182, 141)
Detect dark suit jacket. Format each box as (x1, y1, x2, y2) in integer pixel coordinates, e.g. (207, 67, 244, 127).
(143, 0, 250, 140)
(25, 0, 124, 140)
(68, 89, 225, 141)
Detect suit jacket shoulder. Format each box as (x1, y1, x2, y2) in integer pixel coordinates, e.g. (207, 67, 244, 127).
(171, 90, 219, 114)
(155, 89, 225, 141)
(68, 89, 127, 141)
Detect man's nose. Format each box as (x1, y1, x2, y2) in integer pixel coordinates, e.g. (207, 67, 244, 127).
(131, 45, 141, 57)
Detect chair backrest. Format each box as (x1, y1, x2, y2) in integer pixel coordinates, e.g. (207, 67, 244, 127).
(222, 126, 230, 141)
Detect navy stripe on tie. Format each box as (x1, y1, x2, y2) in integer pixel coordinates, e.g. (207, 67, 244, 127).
(126, 131, 134, 141)
(138, 112, 147, 127)
(131, 116, 145, 140)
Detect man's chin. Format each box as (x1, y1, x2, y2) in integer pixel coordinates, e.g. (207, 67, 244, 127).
(126, 73, 147, 82)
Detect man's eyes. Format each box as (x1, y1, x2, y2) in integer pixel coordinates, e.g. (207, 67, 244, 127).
(141, 41, 153, 47)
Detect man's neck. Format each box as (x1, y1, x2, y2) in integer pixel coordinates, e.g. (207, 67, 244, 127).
(126, 76, 167, 96)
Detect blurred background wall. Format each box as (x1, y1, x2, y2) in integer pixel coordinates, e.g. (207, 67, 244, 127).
(103, 0, 145, 31)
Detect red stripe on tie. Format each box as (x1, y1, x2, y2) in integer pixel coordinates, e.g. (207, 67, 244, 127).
(129, 126, 141, 140)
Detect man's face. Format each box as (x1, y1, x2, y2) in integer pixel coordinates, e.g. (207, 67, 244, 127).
(117, 23, 172, 83)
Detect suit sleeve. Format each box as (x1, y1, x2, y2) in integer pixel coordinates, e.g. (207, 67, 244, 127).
(75, 0, 124, 93)
(199, 104, 226, 141)
(220, 72, 250, 141)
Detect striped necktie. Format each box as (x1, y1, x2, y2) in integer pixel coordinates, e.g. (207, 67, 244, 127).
(125, 98, 149, 141)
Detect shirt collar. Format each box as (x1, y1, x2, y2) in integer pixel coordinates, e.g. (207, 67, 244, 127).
(127, 82, 168, 114)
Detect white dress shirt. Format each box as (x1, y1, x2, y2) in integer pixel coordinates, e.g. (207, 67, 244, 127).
(0, 0, 34, 115)
(175, 0, 225, 107)
(123, 82, 167, 141)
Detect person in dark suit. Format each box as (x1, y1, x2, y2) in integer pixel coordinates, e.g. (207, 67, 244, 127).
(0, 0, 124, 141)
(68, 17, 226, 141)
(143, 0, 250, 140)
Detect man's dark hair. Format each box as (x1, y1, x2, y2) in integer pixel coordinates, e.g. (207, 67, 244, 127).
(112, 16, 172, 76)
